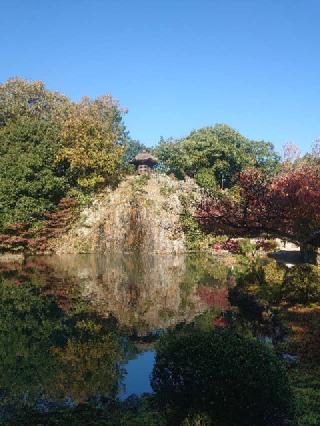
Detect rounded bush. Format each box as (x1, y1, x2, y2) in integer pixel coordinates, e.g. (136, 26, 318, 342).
(151, 330, 293, 425)
(283, 264, 320, 304)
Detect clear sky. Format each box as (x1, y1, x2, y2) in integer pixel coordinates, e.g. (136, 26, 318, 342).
(1, 0, 319, 153)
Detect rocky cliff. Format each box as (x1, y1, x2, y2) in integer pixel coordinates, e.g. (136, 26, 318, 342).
(49, 174, 201, 254)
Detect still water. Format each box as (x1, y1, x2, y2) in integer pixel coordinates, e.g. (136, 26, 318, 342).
(0, 253, 231, 411)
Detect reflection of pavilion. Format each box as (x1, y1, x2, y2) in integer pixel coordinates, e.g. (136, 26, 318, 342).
(28, 254, 229, 335)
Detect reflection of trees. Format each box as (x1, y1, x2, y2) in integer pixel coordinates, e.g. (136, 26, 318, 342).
(0, 254, 233, 412)
(179, 255, 230, 311)
(50, 335, 122, 403)
(28, 254, 231, 335)
(0, 279, 125, 412)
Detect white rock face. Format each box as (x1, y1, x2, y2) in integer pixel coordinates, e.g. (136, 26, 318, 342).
(50, 174, 201, 254)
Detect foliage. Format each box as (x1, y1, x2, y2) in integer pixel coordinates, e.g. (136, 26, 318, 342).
(154, 124, 280, 190)
(0, 117, 68, 226)
(0, 78, 128, 229)
(0, 198, 77, 253)
(213, 238, 257, 256)
(297, 321, 320, 366)
(283, 264, 320, 305)
(289, 366, 320, 426)
(151, 329, 293, 425)
(4, 397, 166, 426)
(197, 163, 320, 246)
(57, 96, 126, 190)
(229, 287, 265, 324)
(256, 238, 278, 251)
(0, 277, 124, 413)
(276, 304, 320, 425)
(0, 77, 70, 127)
(181, 210, 207, 250)
(159, 184, 175, 197)
(233, 256, 288, 304)
(194, 167, 219, 193)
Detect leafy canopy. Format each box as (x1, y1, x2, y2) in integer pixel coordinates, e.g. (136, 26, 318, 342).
(57, 95, 127, 190)
(0, 78, 128, 226)
(0, 77, 69, 126)
(0, 117, 68, 226)
(154, 124, 280, 190)
(197, 163, 320, 244)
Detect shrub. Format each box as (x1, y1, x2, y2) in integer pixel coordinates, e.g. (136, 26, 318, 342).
(256, 239, 278, 252)
(151, 329, 294, 425)
(213, 238, 256, 256)
(235, 259, 286, 306)
(181, 211, 206, 250)
(283, 264, 320, 305)
(229, 287, 265, 323)
(261, 260, 287, 304)
(213, 238, 240, 253)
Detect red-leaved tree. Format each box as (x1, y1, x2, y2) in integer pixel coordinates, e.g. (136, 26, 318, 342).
(196, 165, 320, 251)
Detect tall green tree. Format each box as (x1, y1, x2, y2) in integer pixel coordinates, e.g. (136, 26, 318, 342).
(154, 124, 280, 190)
(0, 117, 68, 226)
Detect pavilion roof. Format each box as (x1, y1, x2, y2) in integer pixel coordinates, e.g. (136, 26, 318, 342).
(129, 150, 158, 165)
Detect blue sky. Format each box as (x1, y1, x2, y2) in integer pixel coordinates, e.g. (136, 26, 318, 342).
(1, 0, 319, 153)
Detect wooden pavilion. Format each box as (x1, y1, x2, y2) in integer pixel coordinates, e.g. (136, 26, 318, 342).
(129, 150, 158, 174)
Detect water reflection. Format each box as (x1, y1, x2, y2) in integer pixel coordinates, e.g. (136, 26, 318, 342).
(0, 253, 230, 414)
(26, 253, 230, 334)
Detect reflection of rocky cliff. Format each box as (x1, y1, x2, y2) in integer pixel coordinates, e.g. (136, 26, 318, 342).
(31, 254, 228, 335)
(49, 175, 200, 254)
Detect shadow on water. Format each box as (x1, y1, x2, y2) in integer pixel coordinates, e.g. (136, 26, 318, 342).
(268, 250, 303, 265)
(0, 252, 231, 416)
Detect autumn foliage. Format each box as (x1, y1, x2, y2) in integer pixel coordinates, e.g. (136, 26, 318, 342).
(0, 198, 77, 253)
(197, 164, 320, 244)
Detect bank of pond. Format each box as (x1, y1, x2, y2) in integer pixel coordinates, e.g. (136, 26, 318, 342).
(0, 253, 319, 425)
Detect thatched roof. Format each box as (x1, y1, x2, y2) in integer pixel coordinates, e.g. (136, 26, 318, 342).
(129, 150, 158, 165)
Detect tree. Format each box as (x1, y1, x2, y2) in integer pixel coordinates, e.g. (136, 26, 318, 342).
(0, 77, 69, 127)
(196, 164, 320, 260)
(151, 329, 293, 425)
(57, 96, 127, 190)
(0, 78, 129, 226)
(0, 117, 68, 226)
(154, 124, 280, 189)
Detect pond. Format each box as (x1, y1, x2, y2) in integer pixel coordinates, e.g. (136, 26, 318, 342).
(0, 253, 232, 414)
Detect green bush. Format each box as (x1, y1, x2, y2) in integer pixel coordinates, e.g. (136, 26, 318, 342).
(283, 264, 320, 305)
(235, 259, 287, 305)
(151, 329, 294, 425)
(180, 210, 206, 250)
(262, 260, 286, 303)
